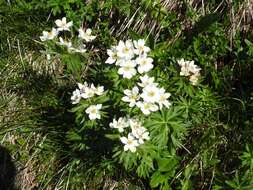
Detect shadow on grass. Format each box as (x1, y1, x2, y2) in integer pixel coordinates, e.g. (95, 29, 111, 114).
(0, 146, 16, 190)
(16, 68, 122, 187)
(183, 13, 220, 45)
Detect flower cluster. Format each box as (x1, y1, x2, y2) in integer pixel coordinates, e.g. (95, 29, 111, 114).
(71, 82, 104, 104)
(40, 17, 96, 53)
(122, 74, 171, 115)
(109, 117, 150, 152)
(105, 39, 152, 79)
(85, 104, 102, 120)
(105, 39, 171, 115)
(178, 58, 201, 85)
(71, 82, 104, 120)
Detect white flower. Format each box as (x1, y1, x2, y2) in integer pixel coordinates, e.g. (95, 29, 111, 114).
(120, 134, 139, 152)
(178, 59, 201, 76)
(133, 39, 150, 55)
(71, 44, 87, 53)
(137, 74, 157, 88)
(71, 89, 81, 104)
(122, 86, 140, 107)
(77, 83, 104, 99)
(78, 83, 94, 99)
(157, 88, 171, 109)
(189, 72, 201, 85)
(136, 101, 158, 115)
(78, 28, 96, 42)
(129, 118, 142, 131)
(178, 59, 201, 85)
(91, 84, 104, 96)
(40, 28, 58, 41)
(80, 86, 95, 99)
(46, 54, 51, 61)
(141, 85, 160, 103)
(55, 17, 73, 31)
(85, 104, 102, 120)
(115, 59, 125, 66)
(77, 82, 88, 90)
(59, 37, 72, 48)
(96, 86, 105, 96)
(131, 127, 150, 144)
(116, 40, 134, 59)
(136, 56, 154, 74)
(109, 117, 129, 133)
(105, 46, 118, 64)
(178, 59, 190, 76)
(118, 60, 137, 79)
(189, 63, 201, 74)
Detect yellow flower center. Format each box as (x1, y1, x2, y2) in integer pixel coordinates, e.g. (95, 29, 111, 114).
(90, 109, 97, 114)
(144, 104, 150, 109)
(160, 96, 166, 101)
(140, 60, 147, 66)
(131, 94, 137, 100)
(124, 67, 131, 71)
(148, 91, 155, 97)
(123, 47, 129, 53)
(112, 53, 117, 59)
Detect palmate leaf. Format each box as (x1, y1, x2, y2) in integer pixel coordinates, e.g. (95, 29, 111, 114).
(150, 171, 167, 188)
(157, 157, 179, 172)
(136, 156, 154, 178)
(61, 53, 84, 80)
(117, 150, 138, 170)
(92, 93, 110, 104)
(69, 101, 89, 113)
(150, 171, 172, 189)
(134, 143, 158, 178)
(66, 130, 82, 141)
(104, 133, 121, 141)
(144, 107, 188, 148)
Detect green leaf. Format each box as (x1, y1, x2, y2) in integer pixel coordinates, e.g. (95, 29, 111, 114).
(157, 157, 178, 172)
(104, 134, 120, 140)
(150, 171, 168, 188)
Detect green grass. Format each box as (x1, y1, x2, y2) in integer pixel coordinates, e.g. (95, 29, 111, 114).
(1, 0, 253, 189)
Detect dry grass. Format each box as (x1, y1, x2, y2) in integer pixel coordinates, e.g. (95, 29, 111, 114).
(24, 50, 64, 76)
(109, 0, 252, 43)
(1, 1, 252, 189)
(0, 89, 40, 190)
(229, 0, 253, 35)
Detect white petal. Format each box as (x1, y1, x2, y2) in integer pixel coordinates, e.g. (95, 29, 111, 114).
(124, 145, 129, 151)
(66, 21, 73, 28)
(129, 102, 135, 107)
(123, 89, 132, 96)
(150, 104, 159, 111)
(40, 36, 46, 41)
(120, 137, 128, 144)
(129, 146, 136, 152)
(137, 66, 144, 74)
(118, 67, 124, 75)
(96, 113, 101, 119)
(107, 49, 113, 56)
(122, 96, 130, 102)
(96, 104, 102, 109)
(89, 114, 96, 120)
(105, 57, 115, 64)
(138, 139, 144, 144)
(132, 86, 139, 94)
(62, 17, 66, 24)
(118, 128, 124, 133)
(55, 19, 62, 27)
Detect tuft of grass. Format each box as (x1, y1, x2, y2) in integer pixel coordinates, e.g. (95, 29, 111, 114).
(1, 0, 253, 189)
